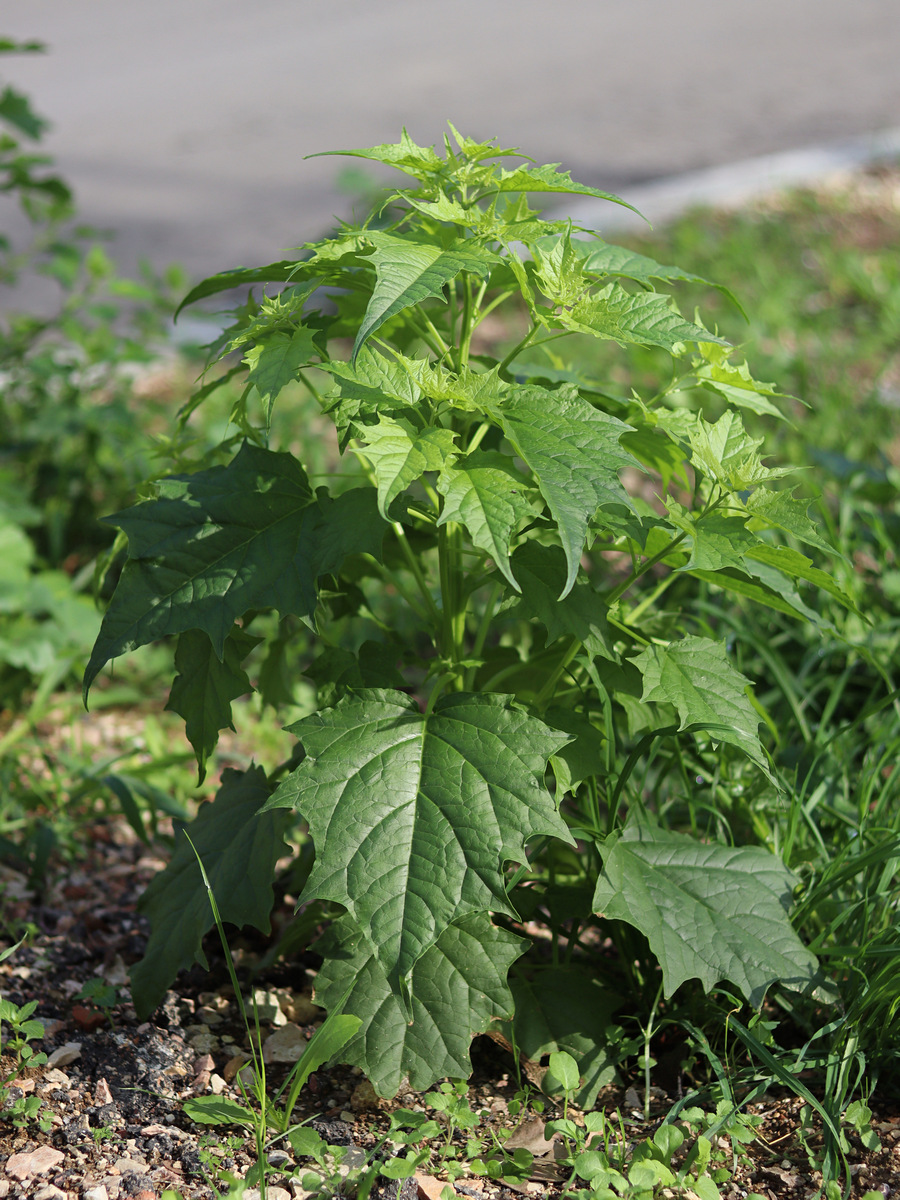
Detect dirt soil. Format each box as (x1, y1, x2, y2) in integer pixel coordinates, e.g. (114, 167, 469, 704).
(1, 817, 899, 1200)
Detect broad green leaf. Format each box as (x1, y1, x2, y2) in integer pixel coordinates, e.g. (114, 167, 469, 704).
(165, 627, 260, 783)
(410, 361, 507, 412)
(743, 488, 835, 555)
(263, 689, 573, 990)
(174, 261, 303, 320)
(437, 452, 537, 589)
(85, 445, 388, 693)
(244, 326, 319, 422)
(352, 238, 498, 361)
(687, 411, 792, 491)
(634, 635, 767, 770)
(577, 240, 742, 313)
(131, 767, 290, 1019)
(493, 967, 622, 1109)
(314, 912, 525, 1096)
(559, 285, 728, 354)
(592, 822, 821, 1005)
(508, 542, 618, 660)
(353, 417, 457, 518)
(490, 385, 636, 597)
(488, 163, 643, 219)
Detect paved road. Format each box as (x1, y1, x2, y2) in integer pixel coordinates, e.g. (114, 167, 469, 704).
(2, 1, 900, 285)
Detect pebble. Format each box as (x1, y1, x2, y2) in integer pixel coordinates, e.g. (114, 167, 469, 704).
(95, 1077, 114, 1105)
(250, 988, 288, 1026)
(83, 1186, 110, 1200)
(244, 1188, 291, 1200)
(33, 1187, 67, 1200)
(6, 1146, 65, 1180)
(263, 1022, 308, 1063)
(47, 1041, 83, 1067)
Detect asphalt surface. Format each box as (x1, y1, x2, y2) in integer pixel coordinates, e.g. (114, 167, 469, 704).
(2, 1, 900, 285)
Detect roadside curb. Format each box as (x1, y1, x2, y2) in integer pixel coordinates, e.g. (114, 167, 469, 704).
(550, 125, 900, 234)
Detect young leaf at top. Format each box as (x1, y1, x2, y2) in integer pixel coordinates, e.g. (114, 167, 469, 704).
(633, 635, 768, 772)
(592, 822, 823, 1005)
(263, 689, 573, 992)
(558, 285, 729, 355)
(314, 911, 525, 1096)
(352, 417, 457, 519)
(489, 385, 637, 598)
(577, 239, 744, 315)
(131, 767, 291, 1019)
(488, 162, 644, 219)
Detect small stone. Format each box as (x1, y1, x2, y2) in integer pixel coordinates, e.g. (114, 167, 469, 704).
(263, 1022, 308, 1063)
(283, 991, 324, 1024)
(42, 1067, 71, 1089)
(350, 1079, 379, 1112)
(83, 1186, 110, 1200)
(197, 1005, 224, 1025)
(223, 1053, 250, 1082)
(6, 1145, 65, 1180)
(33, 1186, 67, 1200)
(0, 1180, 9, 1198)
(95, 1077, 114, 1105)
(193, 1053, 215, 1073)
(417, 1175, 457, 1200)
(210, 1073, 226, 1094)
(268, 1149, 292, 1168)
(187, 1029, 219, 1054)
(250, 988, 288, 1026)
(114, 1157, 149, 1174)
(244, 1189, 291, 1200)
(47, 1041, 82, 1067)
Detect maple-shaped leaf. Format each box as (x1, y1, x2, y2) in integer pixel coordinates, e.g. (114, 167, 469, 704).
(489, 385, 636, 598)
(664, 501, 759, 574)
(263, 689, 573, 991)
(633, 635, 768, 771)
(592, 822, 822, 1005)
(131, 767, 291, 1019)
(559, 285, 728, 354)
(314, 912, 525, 1096)
(244, 326, 319, 423)
(352, 238, 498, 361)
(324, 346, 424, 448)
(437, 452, 538, 589)
(352, 417, 457, 518)
(165, 627, 260, 783)
(686, 411, 792, 491)
(85, 445, 387, 694)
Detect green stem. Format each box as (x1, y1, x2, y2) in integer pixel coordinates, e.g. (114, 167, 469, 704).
(605, 532, 688, 606)
(465, 583, 503, 689)
(533, 637, 580, 710)
(392, 522, 441, 627)
(497, 320, 540, 375)
(457, 272, 474, 369)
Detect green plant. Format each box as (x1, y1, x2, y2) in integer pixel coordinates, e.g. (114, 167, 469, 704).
(179, 837, 360, 1200)
(0, 935, 50, 1129)
(86, 126, 850, 1106)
